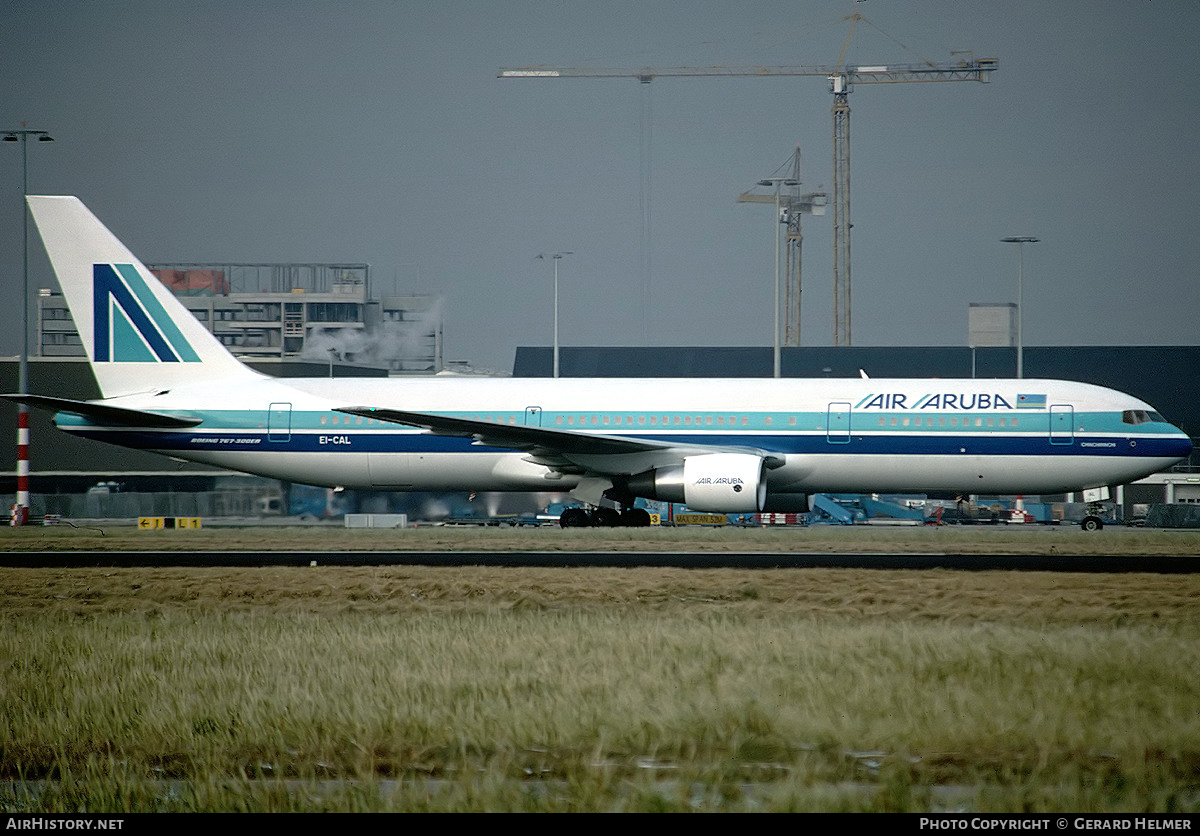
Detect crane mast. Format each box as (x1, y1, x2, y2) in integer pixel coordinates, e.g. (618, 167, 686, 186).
(831, 74, 852, 347)
(500, 17, 996, 348)
(738, 146, 826, 348)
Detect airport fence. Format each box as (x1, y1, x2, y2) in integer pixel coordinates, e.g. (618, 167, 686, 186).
(19, 488, 268, 520)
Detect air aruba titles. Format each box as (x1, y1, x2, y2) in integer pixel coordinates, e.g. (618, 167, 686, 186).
(856, 392, 1047, 411)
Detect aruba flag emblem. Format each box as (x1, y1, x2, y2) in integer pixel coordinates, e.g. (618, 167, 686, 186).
(93, 263, 200, 362)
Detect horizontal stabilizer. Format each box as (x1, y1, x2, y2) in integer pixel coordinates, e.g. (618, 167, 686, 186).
(2, 394, 203, 428)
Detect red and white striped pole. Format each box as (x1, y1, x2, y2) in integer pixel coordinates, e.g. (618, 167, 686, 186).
(14, 405, 28, 526)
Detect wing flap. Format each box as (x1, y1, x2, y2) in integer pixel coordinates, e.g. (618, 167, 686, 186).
(335, 406, 786, 472)
(335, 406, 671, 456)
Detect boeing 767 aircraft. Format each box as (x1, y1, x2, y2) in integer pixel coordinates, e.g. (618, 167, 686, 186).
(8, 196, 1193, 528)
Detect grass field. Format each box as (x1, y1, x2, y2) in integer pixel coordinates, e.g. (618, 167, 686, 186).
(1, 525, 1198, 812)
(3, 520, 1200, 555)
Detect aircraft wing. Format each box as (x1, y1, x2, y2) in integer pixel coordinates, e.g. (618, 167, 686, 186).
(335, 406, 784, 475)
(1, 394, 203, 428)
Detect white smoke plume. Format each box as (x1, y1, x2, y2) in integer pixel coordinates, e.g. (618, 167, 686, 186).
(301, 298, 442, 369)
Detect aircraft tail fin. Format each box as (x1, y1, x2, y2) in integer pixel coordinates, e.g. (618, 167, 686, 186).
(26, 196, 262, 398)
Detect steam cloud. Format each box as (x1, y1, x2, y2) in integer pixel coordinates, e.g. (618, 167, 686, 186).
(301, 299, 442, 369)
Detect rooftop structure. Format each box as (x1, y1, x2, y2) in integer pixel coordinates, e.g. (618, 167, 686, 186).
(37, 263, 442, 375)
(968, 302, 1017, 348)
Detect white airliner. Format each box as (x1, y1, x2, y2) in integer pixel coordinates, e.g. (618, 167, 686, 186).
(9, 196, 1194, 528)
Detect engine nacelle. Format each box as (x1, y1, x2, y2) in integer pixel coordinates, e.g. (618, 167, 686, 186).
(627, 453, 767, 513)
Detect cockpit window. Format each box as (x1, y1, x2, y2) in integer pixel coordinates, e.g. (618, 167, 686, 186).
(1123, 410, 1165, 425)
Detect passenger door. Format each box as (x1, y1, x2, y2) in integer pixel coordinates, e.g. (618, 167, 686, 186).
(268, 402, 292, 443)
(1049, 404, 1074, 445)
(826, 402, 851, 444)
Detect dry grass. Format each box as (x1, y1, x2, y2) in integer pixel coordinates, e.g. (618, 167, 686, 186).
(2, 562, 1199, 811)
(3, 521, 1200, 555)
(2, 522, 1197, 811)
(2, 564, 1197, 624)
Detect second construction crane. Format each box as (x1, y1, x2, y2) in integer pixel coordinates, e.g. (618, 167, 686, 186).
(500, 14, 997, 347)
(738, 146, 827, 349)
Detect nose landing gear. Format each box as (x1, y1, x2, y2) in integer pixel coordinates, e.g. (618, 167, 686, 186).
(1080, 515, 1104, 532)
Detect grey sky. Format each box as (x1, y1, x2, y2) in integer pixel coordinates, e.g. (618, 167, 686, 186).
(3, 0, 1197, 374)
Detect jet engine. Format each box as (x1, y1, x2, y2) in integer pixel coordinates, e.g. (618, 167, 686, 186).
(626, 453, 767, 513)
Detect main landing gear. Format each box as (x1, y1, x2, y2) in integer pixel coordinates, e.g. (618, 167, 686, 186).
(559, 506, 653, 528)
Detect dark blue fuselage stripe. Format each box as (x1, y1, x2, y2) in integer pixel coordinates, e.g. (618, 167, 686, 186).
(63, 428, 1191, 458)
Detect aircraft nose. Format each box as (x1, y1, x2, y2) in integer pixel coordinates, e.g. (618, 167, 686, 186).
(1169, 429, 1195, 460)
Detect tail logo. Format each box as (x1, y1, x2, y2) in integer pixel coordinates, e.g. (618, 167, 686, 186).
(93, 264, 201, 363)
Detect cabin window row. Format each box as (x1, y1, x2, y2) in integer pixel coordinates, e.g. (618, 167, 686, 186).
(555, 414, 758, 427)
(876, 415, 1020, 428)
(317, 413, 1022, 429)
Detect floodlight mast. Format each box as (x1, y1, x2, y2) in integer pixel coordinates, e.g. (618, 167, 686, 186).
(3, 127, 54, 526)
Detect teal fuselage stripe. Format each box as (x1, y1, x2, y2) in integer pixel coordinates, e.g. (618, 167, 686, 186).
(53, 407, 1175, 435)
(55, 417, 1192, 460)
(61, 408, 1168, 437)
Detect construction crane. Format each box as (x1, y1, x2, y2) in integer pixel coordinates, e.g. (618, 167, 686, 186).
(738, 146, 827, 349)
(499, 13, 997, 347)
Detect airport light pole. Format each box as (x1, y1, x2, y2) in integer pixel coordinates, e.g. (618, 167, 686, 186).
(538, 252, 572, 378)
(1001, 236, 1039, 379)
(4, 127, 53, 526)
(758, 178, 797, 378)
